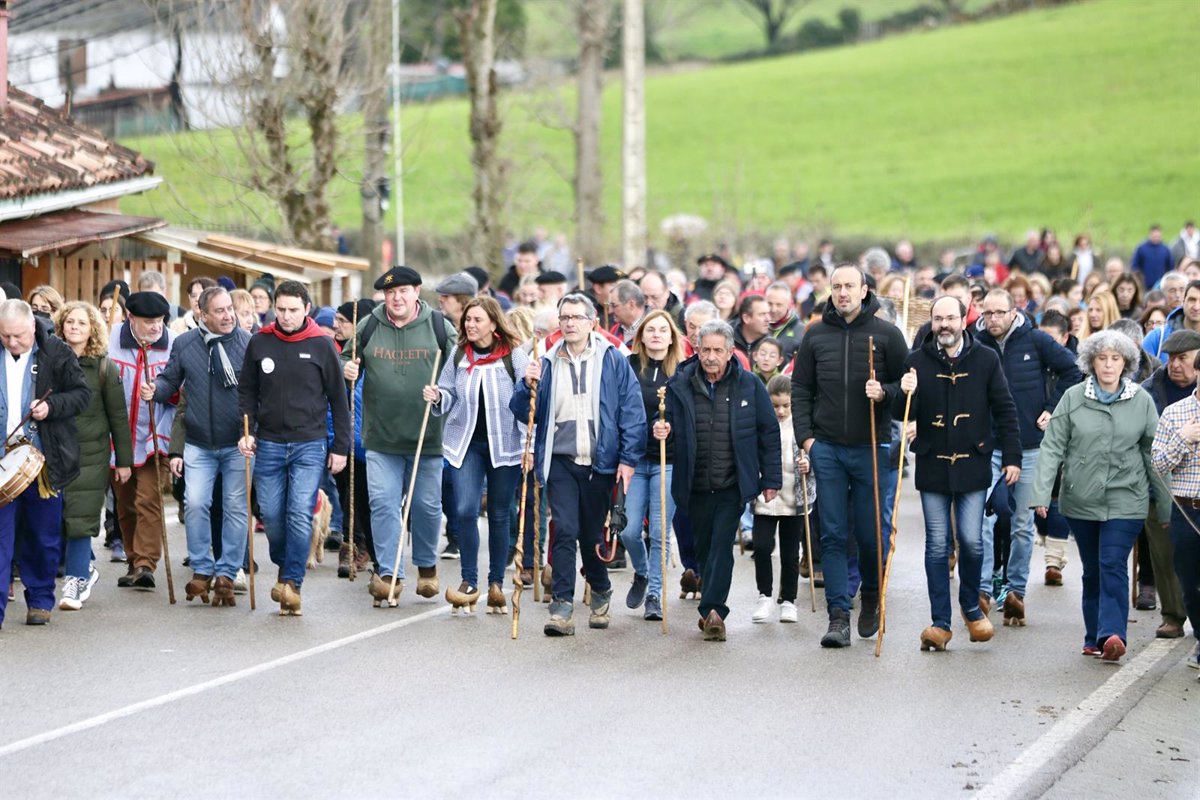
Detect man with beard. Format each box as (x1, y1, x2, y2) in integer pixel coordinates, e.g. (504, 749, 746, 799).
(791, 264, 908, 648)
(898, 296, 1021, 651)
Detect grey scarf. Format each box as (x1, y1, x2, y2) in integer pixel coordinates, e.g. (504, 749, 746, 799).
(198, 322, 238, 389)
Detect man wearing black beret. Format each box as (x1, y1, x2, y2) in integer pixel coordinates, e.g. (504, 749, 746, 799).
(343, 266, 456, 606)
(535, 270, 568, 307)
(686, 254, 733, 306)
(584, 265, 625, 330)
(109, 291, 178, 590)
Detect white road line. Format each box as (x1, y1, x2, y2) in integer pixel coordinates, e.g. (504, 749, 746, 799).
(975, 637, 1180, 800)
(0, 605, 451, 759)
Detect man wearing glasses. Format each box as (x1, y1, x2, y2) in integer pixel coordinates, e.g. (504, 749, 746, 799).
(975, 289, 1081, 626)
(511, 293, 645, 637)
(897, 296, 1022, 651)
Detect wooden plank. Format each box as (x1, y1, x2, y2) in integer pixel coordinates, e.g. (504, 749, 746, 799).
(64, 257, 81, 301)
(129, 260, 143, 290)
(97, 259, 111, 294)
(80, 257, 95, 303)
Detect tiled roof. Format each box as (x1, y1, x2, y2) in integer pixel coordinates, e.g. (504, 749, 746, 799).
(0, 85, 154, 200)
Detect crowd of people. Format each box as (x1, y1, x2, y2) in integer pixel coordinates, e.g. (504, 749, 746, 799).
(0, 221, 1197, 676)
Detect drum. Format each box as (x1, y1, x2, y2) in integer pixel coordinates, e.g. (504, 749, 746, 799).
(0, 443, 46, 508)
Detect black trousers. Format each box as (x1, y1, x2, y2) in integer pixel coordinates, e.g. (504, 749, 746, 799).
(334, 459, 375, 563)
(752, 514, 802, 602)
(546, 457, 613, 601)
(689, 486, 742, 620)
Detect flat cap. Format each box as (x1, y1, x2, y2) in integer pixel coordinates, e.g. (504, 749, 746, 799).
(434, 272, 479, 296)
(125, 291, 170, 319)
(535, 270, 568, 285)
(696, 253, 733, 271)
(374, 266, 422, 290)
(1161, 329, 1200, 354)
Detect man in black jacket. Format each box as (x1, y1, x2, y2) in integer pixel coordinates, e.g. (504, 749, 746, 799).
(898, 296, 1021, 652)
(791, 264, 908, 648)
(239, 281, 350, 615)
(150, 287, 252, 607)
(659, 319, 781, 641)
(0, 301, 90, 628)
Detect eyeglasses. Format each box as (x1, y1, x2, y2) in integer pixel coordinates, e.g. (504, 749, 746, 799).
(980, 309, 1012, 318)
(559, 314, 590, 323)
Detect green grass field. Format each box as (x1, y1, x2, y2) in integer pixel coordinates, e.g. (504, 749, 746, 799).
(120, 0, 1199, 256)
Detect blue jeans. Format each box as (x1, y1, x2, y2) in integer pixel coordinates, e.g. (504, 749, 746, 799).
(254, 439, 325, 586)
(809, 440, 895, 613)
(0, 482, 63, 624)
(1169, 506, 1200, 642)
(618, 458, 675, 599)
(1068, 516, 1141, 647)
(449, 441, 519, 586)
(367, 451, 443, 580)
(920, 490, 987, 630)
(982, 448, 1038, 598)
(185, 443, 249, 580)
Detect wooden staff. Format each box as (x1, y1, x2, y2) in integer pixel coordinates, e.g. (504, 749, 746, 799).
(6, 388, 52, 444)
(867, 335, 883, 651)
(141, 347, 176, 604)
(347, 300, 359, 582)
(387, 350, 442, 605)
(800, 467, 816, 613)
(513, 340, 540, 639)
(242, 415, 256, 610)
(1131, 541, 1139, 607)
(876, 380, 913, 657)
(106, 294, 119, 332)
(530, 336, 543, 603)
(901, 274, 913, 346)
(657, 386, 669, 635)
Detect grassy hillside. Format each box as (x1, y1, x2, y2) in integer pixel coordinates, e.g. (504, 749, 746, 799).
(120, 0, 1199, 255)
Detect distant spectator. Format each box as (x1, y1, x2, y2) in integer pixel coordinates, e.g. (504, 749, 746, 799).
(815, 239, 836, 271)
(1160, 272, 1187, 310)
(1140, 305, 1167, 337)
(1082, 291, 1121, 340)
(499, 240, 543, 299)
(1008, 229, 1044, 275)
(860, 247, 892, 286)
(1066, 234, 1096, 282)
(1041, 243, 1068, 279)
(1131, 225, 1173, 290)
(1111, 273, 1144, 320)
(1052, 278, 1083, 307)
(713, 280, 740, 322)
(1170, 221, 1199, 266)
(1143, 290, 1167, 312)
(891, 240, 917, 271)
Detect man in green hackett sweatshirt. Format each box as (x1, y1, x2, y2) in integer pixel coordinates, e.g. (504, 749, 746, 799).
(343, 266, 456, 606)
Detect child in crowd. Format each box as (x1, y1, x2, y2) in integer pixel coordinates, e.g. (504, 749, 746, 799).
(751, 375, 816, 623)
(752, 337, 784, 383)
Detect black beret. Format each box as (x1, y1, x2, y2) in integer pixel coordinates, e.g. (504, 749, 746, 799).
(374, 265, 422, 290)
(463, 266, 490, 290)
(125, 291, 170, 319)
(588, 265, 625, 284)
(696, 253, 733, 271)
(100, 279, 130, 302)
(535, 270, 568, 285)
(337, 299, 376, 322)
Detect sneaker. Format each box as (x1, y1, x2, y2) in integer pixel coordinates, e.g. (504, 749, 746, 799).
(1100, 634, 1126, 663)
(779, 601, 798, 623)
(324, 530, 344, 551)
(110, 540, 127, 563)
(821, 609, 851, 648)
(858, 592, 880, 638)
(79, 565, 100, 603)
(751, 594, 773, 623)
(59, 576, 82, 611)
(643, 594, 662, 621)
(625, 574, 648, 609)
(440, 542, 460, 560)
(232, 569, 248, 594)
(1134, 585, 1156, 611)
(544, 600, 575, 637)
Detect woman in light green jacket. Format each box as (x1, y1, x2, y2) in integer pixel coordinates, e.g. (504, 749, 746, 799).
(1032, 330, 1158, 663)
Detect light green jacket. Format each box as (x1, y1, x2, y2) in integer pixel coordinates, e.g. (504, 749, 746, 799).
(1031, 378, 1160, 522)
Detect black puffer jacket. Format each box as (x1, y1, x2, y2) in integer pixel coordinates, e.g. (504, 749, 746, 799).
(693, 369, 735, 492)
(665, 355, 782, 507)
(626, 353, 674, 463)
(27, 319, 91, 489)
(791, 291, 908, 447)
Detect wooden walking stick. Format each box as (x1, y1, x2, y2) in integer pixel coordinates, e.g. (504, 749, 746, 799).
(512, 341, 541, 639)
(242, 415, 256, 610)
(529, 336, 543, 603)
(657, 386, 669, 635)
(347, 300, 359, 582)
(387, 350, 442, 606)
(867, 336, 883, 653)
(1131, 541, 1139, 607)
(876, 380, 914, 658)
(800, 467, 816, 613)
(141, 347, 176, 604)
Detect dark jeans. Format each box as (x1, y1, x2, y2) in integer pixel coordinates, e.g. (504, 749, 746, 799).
(450, 441, 520, 586)
(673, 508, 700, 573)
(1067, 516, 1142, 647)
(545, 456, 613, 602)
(0, 482, 64, 625)
(511, 471, 548, 568)
(1169, 506, 1200, 642)
(752, 514, 801, 602)
(688, 486, 742, 620)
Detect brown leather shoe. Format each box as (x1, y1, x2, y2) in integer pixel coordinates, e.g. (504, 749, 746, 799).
(1003, 591, 1025, 626)
(212, 576, 237, 607)
(25, 607, 51, 625)
(979, 592, 991, 616)
(185, 573, 213, 603)
(1156, 621, 1185, 638)
(702, 610, 726, 642)
(1044, 566, 1063, 586)
(963, 612, 995, 642)
(919, 626, 952, 651)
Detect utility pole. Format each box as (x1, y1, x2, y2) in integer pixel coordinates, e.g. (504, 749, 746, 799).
(361, 0, 390, 278)
(391, 0, 406, 266)
(622, 0, 646, 272)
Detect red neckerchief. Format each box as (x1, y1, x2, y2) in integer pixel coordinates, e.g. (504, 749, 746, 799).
(259, 318, 327, 342)
(464, 341, 510, 373)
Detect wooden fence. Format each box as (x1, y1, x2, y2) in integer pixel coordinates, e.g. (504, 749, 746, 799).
(23, 257, 177, 304)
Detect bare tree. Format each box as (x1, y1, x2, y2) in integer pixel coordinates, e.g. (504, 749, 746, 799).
(736, 0, 810, 51)
(453, 0, 505, 278)
(360, 0, 390, 276)
(622, 0, 645, 271)
(575, 0, 612, 267)
(227, 0, 354, 251)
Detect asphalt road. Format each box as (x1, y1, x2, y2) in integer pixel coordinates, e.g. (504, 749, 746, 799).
(1, 477, 1196, 799)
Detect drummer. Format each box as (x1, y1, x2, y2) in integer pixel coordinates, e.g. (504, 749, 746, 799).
(0, 299, 90, 629)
